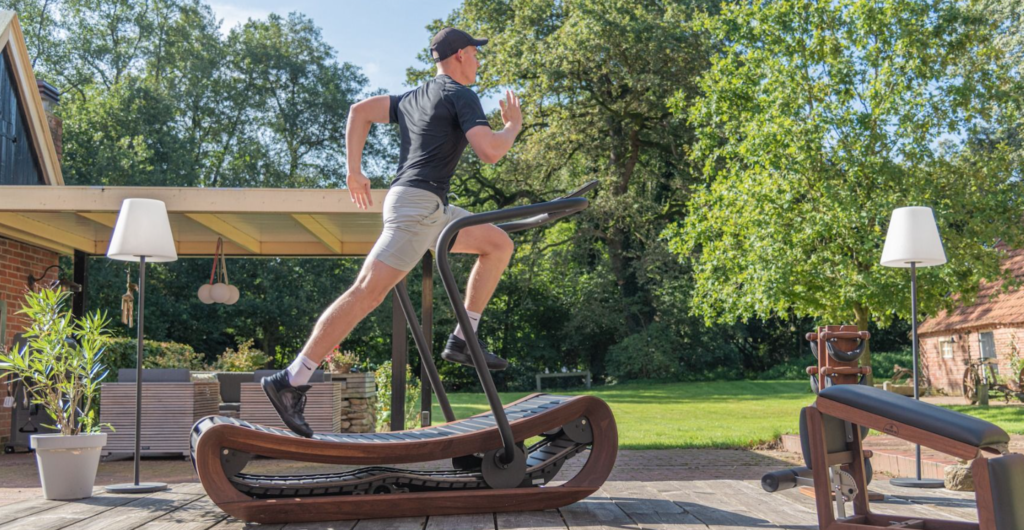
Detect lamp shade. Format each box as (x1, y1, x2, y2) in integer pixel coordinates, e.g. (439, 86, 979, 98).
(880, 206, 946, 268)
(107, 199, 178, 262)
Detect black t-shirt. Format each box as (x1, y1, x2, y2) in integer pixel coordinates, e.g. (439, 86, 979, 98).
(389, 75, 489, 204)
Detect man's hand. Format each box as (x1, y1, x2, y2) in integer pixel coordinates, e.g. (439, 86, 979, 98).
(347, 172, 373, 209)
(498, 90, 522, 131)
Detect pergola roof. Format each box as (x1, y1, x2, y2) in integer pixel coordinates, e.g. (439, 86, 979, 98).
(0, 185, 387, 256)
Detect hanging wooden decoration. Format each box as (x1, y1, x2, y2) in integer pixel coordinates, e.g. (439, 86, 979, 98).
(121, 268, 138, 326)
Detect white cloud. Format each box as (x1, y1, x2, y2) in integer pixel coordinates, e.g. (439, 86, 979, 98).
(208, 3, 274, 34)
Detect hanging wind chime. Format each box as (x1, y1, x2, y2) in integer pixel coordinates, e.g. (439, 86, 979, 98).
(197, 238, 240, 305)
(121, 267, 138, 326)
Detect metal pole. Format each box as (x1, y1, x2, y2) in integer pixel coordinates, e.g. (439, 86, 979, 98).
(391, 284, 407, 432)
(892, 262, 942, 488)
(134, 256, 144, 486)
(911, 261, 921, 480)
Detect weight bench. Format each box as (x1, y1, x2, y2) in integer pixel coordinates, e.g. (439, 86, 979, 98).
(805, 384, 1023, 529)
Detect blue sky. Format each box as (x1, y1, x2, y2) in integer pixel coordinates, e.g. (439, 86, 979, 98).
(208, 1, 503, 111)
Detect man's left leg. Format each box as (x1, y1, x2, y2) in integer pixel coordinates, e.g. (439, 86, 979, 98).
(441, 223, 514, 370)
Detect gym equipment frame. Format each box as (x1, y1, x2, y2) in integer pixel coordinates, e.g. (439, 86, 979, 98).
(191, 181, 618, 524)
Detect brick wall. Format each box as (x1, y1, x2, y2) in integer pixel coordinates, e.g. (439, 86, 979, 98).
(0, 236, 59, 444)
(921, 327, 1024, 395)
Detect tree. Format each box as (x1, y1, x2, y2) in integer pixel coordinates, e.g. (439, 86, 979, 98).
(667, 0, 1024, 368)
(406, 0, 719, 360)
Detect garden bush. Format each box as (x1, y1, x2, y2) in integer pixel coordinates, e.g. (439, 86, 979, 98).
(375, 360, 421, 431)
(606, 323, 681, 382)
(104, 337, 203, 381)
(212, 338, 271, 371)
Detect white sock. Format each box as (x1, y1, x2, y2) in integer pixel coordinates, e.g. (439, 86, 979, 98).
(454, 309, 482, 341)
(287, 355, 318, 386)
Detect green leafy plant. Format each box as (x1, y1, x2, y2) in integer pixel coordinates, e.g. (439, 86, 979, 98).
(374, 361, 420, 431)
(322, 347, 359, 373)
(0, 288, 112, 435)
(213, 338, 271, 371)
(606, 323, 681, 382)
(103, 338, 203, 380)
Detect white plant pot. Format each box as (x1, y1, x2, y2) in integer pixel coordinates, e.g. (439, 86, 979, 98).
(30, 433, 107, 500)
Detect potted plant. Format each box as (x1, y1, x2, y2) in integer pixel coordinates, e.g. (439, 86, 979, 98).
(323, 347, 359, 374)
(0, 288, 113, 500)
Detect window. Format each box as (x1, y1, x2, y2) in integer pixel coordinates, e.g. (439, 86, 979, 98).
(940, 339, 954, 359)
(980, 331, 999, 374)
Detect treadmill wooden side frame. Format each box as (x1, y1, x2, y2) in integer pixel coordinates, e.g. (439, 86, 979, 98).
(194, 393, 618, 523)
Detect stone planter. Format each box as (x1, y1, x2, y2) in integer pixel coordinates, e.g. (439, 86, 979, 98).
(30, 432, 107, 500)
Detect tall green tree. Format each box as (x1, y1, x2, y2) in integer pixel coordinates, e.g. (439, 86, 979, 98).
(407, 0, 720, 371)
(668, 0, 1024, 367)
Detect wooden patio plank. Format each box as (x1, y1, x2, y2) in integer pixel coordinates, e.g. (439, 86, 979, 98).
(351, 518, 427, 530)
(132, 497, 227, 530)
(649, 481, 772, 530)
(0, 494, 138, 530)
(495, 510, 567, 530)
(0, 498, 65, 526)
(280, 522, 355, 530)
(726, 480, 818, 528)
(425, 513, 493, 530)
(558, 490, 639, 530)
(207, 518, 282, 530)
(62, 493, 203, 530)
(863, 480, 978, 522)
(600, 482, 706, 530)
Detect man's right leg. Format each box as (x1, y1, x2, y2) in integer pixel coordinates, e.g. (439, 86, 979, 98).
(262, 258, 408, 437)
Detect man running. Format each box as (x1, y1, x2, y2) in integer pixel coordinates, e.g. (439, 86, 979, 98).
(262, 28, 522, 437)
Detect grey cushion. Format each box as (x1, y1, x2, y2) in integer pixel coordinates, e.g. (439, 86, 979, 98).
(989, 454, 1024, 530)
(819, 385, 1009, 449)
(118, 368, 191, 383)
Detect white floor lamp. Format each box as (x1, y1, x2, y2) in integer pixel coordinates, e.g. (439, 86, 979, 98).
(880, 206, 947, 489)
(104, 199, 177, 494)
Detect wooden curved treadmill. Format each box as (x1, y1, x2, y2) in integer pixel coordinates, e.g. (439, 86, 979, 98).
(191, 393, 617, 524)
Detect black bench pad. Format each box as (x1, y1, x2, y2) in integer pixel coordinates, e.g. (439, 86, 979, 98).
(818, 385, 1009, 449)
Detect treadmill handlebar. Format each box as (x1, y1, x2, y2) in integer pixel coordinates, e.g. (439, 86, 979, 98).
(497, 180, 599, 233)
(433, 181, 596, 464)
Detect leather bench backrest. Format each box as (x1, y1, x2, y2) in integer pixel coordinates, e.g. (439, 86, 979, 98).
(799, 407, 866, 468)
(988, 453, 1024, 530)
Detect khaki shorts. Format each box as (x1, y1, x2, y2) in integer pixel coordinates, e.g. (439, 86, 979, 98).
(367, 186, 472, 272)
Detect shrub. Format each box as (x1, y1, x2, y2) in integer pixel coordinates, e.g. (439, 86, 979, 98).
(323, 348, 360, 373)
(606, 323, 681, 382)
(374, 361, 420, 431)
(104, 337, 203, 381)
(0, 288, 112, 435)
(213, 339, 271, 372)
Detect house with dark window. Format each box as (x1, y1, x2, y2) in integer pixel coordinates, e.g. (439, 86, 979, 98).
(917, 248, 1024, 395)
(0, 11, 67, 445)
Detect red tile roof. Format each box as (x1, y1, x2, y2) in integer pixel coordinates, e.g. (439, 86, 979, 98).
(919, 248, 1024, 336)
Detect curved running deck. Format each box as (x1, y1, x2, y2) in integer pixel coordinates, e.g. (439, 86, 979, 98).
(191, 393, 617, 524)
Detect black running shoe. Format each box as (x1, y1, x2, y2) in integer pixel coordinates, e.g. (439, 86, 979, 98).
(441, 334, 509, 371)
(261, 370, 314, 438)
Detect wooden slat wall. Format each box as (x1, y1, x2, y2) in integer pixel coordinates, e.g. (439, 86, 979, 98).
(240, 382, 343, 433)
(100, 381, 220, 456)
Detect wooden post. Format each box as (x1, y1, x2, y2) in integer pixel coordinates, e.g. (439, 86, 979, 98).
(420, 253, 433, 426)
(391, 283, 407, 432)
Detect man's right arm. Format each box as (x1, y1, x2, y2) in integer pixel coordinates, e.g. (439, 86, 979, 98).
(345, 95, 392, 209)
(466, 90, 522, 164)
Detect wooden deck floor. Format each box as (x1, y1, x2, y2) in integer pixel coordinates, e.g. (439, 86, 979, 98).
(0, 478, 976, 530)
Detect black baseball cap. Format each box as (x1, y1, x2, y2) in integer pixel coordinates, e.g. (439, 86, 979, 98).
(430, 27, 488, 62)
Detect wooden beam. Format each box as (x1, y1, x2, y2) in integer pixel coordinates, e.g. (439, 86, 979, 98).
(0, 186, 387, 215)
(0, 213, 96, 252)
(184, 214, 261, 254)
(291, 214, 343, 254)
(0, 224, 74, 255)
(76, 212, 118, 228)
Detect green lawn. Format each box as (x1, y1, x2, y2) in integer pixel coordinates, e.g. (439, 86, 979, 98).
(943, 405, 1024, 434)
(433, 380, 811, 450)
(431, 380, 1024, 449)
